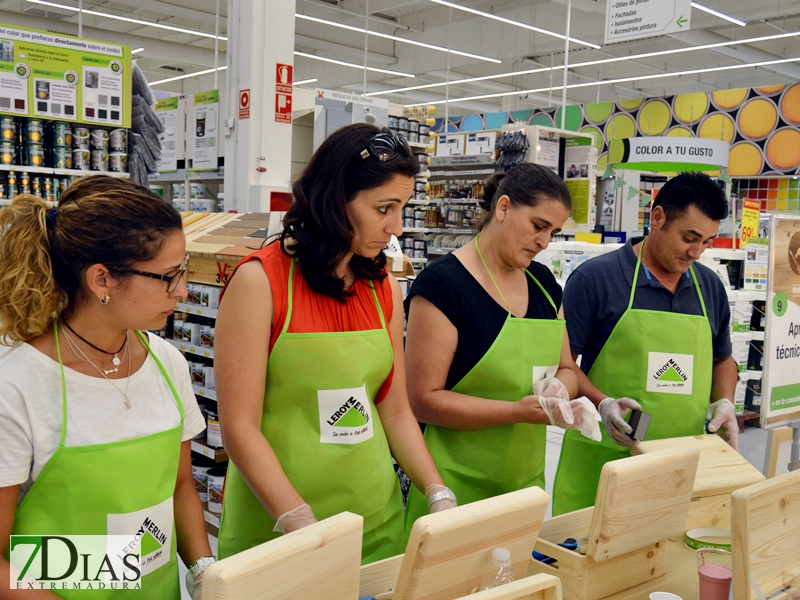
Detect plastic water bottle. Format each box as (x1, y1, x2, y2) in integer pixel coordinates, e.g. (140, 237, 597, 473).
(479, 548, 515, 590)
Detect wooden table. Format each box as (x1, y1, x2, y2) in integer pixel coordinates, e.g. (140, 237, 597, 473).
(604, 539, 700, 600)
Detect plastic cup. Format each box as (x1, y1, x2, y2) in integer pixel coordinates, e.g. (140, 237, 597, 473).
(696, 548, 732, 600)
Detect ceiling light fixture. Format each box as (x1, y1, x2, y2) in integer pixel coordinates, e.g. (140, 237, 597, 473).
(26, 0, 228, 41)
(294, 78, 318, 86)
(150, 65, 227, 86)
(370, 30, 800, 97)
(294, 51, 415, 78)
(296, 14, 500, 63)
(405, 56, 800, 106)
(691, 2, 746, 26)
(131, 47, 144, 54)
(429, 0, 600, 50)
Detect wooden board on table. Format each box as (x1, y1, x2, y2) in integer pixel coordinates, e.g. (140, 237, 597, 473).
(457, 574, 561, 600)
(732, 470, 800, 600)
(201, 512, 363, 600)
(588, 446, 700, 561)
(193, 235, 265, 247)
(632, 435, 765, 498)
(393, 487, 550, 600)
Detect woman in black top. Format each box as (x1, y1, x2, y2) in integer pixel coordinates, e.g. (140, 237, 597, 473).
(404, 163, 586, 527)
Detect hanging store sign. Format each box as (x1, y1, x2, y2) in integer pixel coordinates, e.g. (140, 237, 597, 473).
(740, 199, 761, 248)
(605, 0, 692, 44)
(610, 137, 729, 172)
(762, 215, 800, 426)
(155, 96, 181, 172)
(191, 89, 219, 171)
(0, 23, 131, 127)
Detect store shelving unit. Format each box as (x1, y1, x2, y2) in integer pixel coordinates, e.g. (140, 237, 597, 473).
(0, 164, 130, 179)
(150, 164, 224, 212)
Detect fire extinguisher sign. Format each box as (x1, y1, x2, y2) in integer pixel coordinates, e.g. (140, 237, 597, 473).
(275, 63, 293, 124)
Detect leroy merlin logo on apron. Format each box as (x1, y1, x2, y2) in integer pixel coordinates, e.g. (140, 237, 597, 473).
(647, 352, 694, 395)
(107, 497, 173, 576)
(318, 384, 374, 444)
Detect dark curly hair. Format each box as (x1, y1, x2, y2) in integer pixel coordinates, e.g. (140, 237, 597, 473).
(281, 123, 419, 301)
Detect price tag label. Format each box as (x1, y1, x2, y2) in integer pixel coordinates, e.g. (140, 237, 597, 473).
(740, 199, 760, 247)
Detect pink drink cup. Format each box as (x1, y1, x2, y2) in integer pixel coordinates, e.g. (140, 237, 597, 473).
(698, 564, 732, 600)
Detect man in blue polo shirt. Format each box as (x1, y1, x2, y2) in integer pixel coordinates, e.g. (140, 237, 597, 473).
(552, 172, 739, 515)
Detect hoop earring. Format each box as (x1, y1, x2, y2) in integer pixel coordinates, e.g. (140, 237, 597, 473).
(101, 294, 110, 305)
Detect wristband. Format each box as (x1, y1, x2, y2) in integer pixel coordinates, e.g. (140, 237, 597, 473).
(684, 528, 731, 551)
(426, 488, 456, 508)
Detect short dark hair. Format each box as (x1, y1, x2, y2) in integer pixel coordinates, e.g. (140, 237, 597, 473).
(282, 123, 419, 301)
(653, 172, 729, 225)
(477, 163, 572, 231)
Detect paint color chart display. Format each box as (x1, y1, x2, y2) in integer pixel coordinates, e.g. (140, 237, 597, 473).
(735, 178, 800, 213)
(0, 23, 130, 128)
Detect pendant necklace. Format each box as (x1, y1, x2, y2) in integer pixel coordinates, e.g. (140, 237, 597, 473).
(61, 326, 133, 409)
(62, 319, 127, 372)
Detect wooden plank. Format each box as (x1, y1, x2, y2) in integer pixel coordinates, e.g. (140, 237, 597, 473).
(686, 493, 731, 530)
(764, 427, 794, 478)
(201, 512, 363, 600)
(456, 573, 561, 600)
(632, 435, 765, 498)
(193, 235, 264, 247)
(359, 554, 403, 598)
(392, 487, 550, 600)
(527, 537, 666, 600)
(588, 446, 699, 562)
(732, 470, 800, 600)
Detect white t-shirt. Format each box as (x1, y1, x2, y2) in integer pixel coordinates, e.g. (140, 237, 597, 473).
(0, 333, 206, 502)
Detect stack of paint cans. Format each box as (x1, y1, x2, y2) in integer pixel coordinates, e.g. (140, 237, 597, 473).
(50, 121, 72, 170)
(72, 126, 90, 170)
(0, 116, 17, 166)
(90, 129, 109, 172)
(20, 119, 47, 168)
(108, 129, 127, 173)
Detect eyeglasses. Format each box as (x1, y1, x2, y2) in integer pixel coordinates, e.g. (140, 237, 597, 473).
(359, 128, 410, 162)
(113, 253, 189, 293)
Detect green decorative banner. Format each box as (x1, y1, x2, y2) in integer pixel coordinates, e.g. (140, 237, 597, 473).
(770, 382, 800, 411)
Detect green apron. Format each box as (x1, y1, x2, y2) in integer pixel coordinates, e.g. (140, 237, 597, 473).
(405, 235, 565, 531)
(218, 260, 404, 565)
(552, 238, 713, 515)
(10, 323, 184, 599)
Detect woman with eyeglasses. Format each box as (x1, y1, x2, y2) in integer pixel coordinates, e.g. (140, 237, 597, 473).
(0, 176, 213, 599)
(215, 124, 455, 564)
(403, 164, 593, 528)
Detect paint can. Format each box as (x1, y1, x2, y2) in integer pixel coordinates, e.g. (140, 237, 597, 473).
(207, 467, 226, 513)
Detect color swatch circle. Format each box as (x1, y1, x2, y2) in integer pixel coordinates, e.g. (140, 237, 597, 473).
(585, 102, 613, 123)
(666, 126, 693, 138)
(766, 128, 800, 170)
(711, 89, 747, 110)
(756, 85, 786, 95)
(738, 97, 778, 139)
(580, 125, 604, 152)
(698, 113, 735, 143)
(780, 84, 800, 124)
(605, 113, 636, 141)
(529, 113, 554, 127)
(597, 152, 608, 171)
(638, 99, 671, 135)
(728, 142, 764, 177)
(617, 98, 644, 111)
(554, 105, 582, 131)
(673, 92, 709, 124)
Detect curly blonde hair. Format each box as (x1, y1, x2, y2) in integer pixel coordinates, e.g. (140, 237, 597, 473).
(0, 176, 182, 344)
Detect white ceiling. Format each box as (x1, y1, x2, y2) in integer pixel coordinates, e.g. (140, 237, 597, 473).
(1, 0, 799, 114)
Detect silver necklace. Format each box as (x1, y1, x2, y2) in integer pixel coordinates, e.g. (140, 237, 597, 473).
(61, 327, 133, 410)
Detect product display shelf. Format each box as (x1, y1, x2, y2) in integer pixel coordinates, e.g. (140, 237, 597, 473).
(201, 502, 220, 536)
(427, 246, 458, 255)
(152, 165, 224, 212)
(192, 384, 217, 401)
(0, 163, 130, 179)
(166, 337, 214, 359)
(177, 302, 218, 319)
(191, 438, 228, 463)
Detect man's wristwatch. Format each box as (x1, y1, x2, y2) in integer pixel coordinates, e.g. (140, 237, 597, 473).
(426, 488, 456, 508)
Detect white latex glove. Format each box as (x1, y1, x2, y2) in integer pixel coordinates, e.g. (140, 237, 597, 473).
(191, 574, 203, 600)
(533, 377, 571, 402)
(598, 397, 643, 447)
(273, 503, 317, 534)
(538, 396, 575, 428)
(424, 484, 458, 513)
(708, 398, 739, 451)
(568, 397, 603, 442)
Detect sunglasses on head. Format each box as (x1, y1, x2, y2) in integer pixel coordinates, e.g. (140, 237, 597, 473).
(359, 128, 410, 162)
